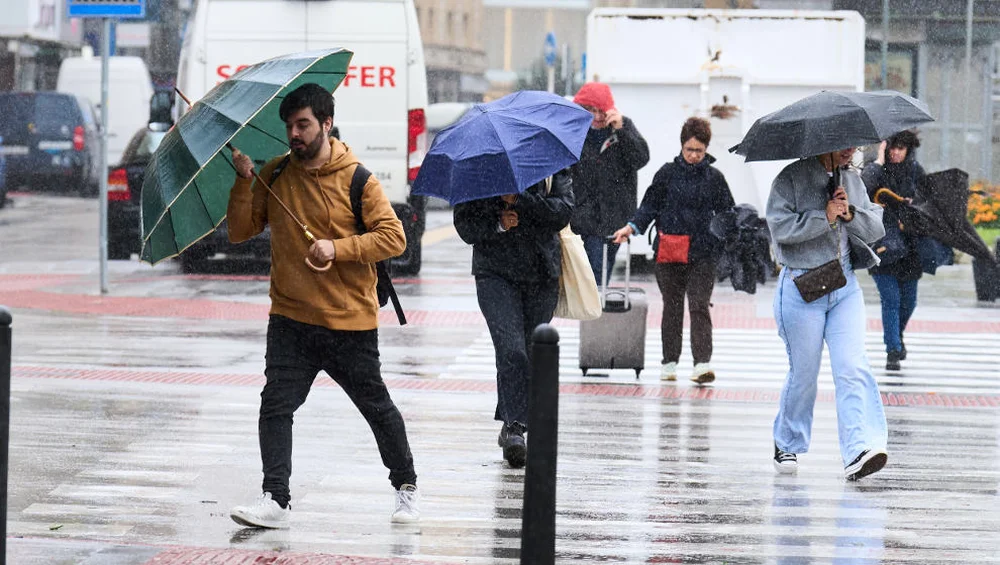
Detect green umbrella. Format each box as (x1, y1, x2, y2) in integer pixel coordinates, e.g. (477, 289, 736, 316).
(140, 48, 354, 266)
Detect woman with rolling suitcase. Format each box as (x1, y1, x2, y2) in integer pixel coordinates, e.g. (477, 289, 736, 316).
(612, 117, 734, 384)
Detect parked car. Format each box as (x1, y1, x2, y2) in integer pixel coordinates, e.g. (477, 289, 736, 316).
(0, 135, 7, 208)
(107, 124, 269, 270)
(0, 91, 102, 195)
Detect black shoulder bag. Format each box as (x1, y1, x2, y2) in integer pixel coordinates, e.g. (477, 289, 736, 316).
(792, 168, 847, 302)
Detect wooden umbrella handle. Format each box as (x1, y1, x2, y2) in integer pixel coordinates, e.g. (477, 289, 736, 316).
(302, 229, 333, 272)
(305, 256, 332, 272)
(873, 187, 905, 206)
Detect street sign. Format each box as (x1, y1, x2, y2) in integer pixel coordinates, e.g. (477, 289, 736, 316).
(544, 32, 557, 68)
(67, 0, 146, 19)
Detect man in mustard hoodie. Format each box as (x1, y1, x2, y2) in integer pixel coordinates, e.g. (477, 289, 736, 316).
(226, 83, 418, 529)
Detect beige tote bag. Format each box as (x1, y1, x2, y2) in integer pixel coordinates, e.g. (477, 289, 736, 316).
(553, 225, 602, 320)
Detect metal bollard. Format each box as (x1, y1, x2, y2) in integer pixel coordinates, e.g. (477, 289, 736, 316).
(1, 306, 11, 565)
(520, 323, 559, 565)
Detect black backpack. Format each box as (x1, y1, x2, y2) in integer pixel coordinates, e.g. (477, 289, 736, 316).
(270, 157, 406, 325)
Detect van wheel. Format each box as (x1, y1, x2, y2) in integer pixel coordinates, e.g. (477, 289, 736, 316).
(180, 252, 208, 273)
(107, 241, 131, 260)
(392, 237, 422, 276)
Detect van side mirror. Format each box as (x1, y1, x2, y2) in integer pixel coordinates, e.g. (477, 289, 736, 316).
(149, 91, 174, 127)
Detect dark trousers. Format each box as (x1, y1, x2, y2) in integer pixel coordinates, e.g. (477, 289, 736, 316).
(582, 234, 620, 287)
(259, 315, 416, 506)
(654, 260, 716, 365)
(475, 274, 559, 426)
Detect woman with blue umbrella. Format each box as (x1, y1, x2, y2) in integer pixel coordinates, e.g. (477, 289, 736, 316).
(413, 91, 589, 467)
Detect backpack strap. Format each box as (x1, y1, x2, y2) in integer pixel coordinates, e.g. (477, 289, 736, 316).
(269, 154, 291, 185)
(350, 165, 407, 326)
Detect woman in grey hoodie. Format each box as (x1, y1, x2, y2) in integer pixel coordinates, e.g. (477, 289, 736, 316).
(766, 147, 888, 482)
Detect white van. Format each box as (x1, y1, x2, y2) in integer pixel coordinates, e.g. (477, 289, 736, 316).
(56, 55, 154, 165)
(178, 0, 429, 274)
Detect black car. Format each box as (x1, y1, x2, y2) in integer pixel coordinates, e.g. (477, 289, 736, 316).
(0, 91, 101, 195)
(107, 124, 269, 270)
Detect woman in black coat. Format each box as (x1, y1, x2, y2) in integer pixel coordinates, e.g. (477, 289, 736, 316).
(453, 170, 573, 468)
(612, 117, 734, 385)
(861, 130, 926, 371)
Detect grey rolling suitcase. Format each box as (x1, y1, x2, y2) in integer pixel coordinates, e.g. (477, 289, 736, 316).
(579, 238, 648, 378)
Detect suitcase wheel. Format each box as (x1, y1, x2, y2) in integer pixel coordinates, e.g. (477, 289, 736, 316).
(635, 368, 642, 379)
(581, 367, 589, 376)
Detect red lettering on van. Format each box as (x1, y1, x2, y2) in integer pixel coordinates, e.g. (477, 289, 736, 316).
(380, 66, 396, 87)
(343, 66, 397, 88)
(216, 64, 249, 80)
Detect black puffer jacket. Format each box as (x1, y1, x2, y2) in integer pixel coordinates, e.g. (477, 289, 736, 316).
(861, 157, 926, 280)
(631, 154, 734, 262)
(569, 117, 649, 236)
(453, 169, 574, 282)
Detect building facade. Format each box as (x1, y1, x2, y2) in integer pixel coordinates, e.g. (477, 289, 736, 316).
(0, 0, 82, 91)
(415, 0, 489, 103)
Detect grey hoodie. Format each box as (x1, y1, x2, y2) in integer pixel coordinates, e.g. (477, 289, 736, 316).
(766, 157, 885, 270)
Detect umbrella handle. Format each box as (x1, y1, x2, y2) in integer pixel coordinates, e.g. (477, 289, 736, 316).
(303, 228, 333, 272)
(305, 256, 333, 272)
(874, 187, 905, 206)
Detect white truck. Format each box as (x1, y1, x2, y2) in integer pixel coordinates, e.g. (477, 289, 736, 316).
(585, 8, 866, 258)
(177, 0, 429, 273)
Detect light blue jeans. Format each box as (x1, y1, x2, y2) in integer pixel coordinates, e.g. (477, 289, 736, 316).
(773, 267, 888, 466)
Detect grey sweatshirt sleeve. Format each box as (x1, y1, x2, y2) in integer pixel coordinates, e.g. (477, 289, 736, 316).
(841, 171, 885, 244)
(765, 166, 831, 245)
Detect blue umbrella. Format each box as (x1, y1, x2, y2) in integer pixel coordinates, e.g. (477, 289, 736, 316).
(412, 90, 592, 205)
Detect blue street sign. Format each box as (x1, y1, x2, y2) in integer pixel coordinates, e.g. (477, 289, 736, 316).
(544, 32, 557, 68)
(67, 0, 145, 18)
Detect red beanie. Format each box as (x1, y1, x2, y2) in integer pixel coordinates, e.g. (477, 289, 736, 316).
(573, 82, 615, 112)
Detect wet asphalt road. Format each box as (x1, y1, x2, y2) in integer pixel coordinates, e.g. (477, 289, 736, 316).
(1, 193, 999, 564)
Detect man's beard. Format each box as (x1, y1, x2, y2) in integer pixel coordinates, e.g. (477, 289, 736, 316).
(290, 129, 326, 161)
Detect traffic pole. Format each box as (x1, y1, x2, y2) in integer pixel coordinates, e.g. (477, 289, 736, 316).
(1, 306, 12, 564)
(520, 323, 559, 564)
(98, 17, 111, 294)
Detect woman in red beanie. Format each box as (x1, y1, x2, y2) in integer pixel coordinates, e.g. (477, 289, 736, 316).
(570, 82, 650, 286)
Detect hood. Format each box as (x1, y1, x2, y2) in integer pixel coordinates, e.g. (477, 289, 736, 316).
(289, 138, 359, 176)
(573, 82, 615, 112)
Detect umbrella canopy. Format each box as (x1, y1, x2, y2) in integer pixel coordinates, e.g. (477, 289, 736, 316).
(875, 168, 997, 264)
(140, 48, 353, 265)
(411, 90, 592, 206)
(729, 90, 934, 162)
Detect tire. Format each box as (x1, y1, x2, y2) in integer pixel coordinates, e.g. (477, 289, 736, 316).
(180, 251, 209, 274)
(393, 236, 422, 276)
(107, 240, 131, 260)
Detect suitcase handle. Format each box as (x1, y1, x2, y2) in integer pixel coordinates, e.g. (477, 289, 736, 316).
(601, 236, 631, 310)
(603, 289, 632, 313)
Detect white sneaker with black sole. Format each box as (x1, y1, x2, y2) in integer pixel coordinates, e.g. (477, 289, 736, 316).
(230, 492, 290, 529)
(391, 484, 420, 523)
(773, 443, 798, 474)
(845, 448, 888, 481)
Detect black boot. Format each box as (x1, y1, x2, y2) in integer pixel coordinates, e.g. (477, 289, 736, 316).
(497, 422, 527, 468)
(886, 350, 902, 371)
(899, 334, 907, 360)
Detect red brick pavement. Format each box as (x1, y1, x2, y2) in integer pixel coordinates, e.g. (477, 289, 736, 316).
(3, 274, 1000, 333)
(13, 365, 999, 407)
(143, 548, 448, 565)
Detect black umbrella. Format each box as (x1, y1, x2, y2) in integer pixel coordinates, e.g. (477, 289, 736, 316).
(873, 168, 996, 264)
(729, 90, 934, 162)
(709, 204, 775, 294)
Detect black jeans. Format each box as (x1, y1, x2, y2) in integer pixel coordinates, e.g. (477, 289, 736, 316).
(475, 273, 559, 426)
(259, 315, 416, 506)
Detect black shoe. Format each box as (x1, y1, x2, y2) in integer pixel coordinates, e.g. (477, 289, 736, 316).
(845, 448, 888, 481)
(498, 422, 527, 468)
(773, 443, 798, 474)
(899, 335, 907, 360)
(886, 350, 902, 371)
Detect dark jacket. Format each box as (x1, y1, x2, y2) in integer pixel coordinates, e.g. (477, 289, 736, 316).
(453, 169, 574, 282)
(631, 154, 735, 262)
(861, 157, 926, 280)
(569, 117, 649, 236)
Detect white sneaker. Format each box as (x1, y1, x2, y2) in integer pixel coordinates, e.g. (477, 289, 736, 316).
(660, 362, 678, 382)
(230, 492, 290, 529)
(391, 484, 420, 523)
(691, 363, 716, 385)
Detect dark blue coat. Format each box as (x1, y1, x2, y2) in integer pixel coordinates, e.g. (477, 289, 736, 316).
(631, 154, 734, 262)
(861, 158, 926, 280)
(453, 169, 574, 282)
